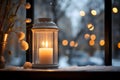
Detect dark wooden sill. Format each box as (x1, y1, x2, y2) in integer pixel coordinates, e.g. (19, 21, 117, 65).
(0, 66, 120, 79)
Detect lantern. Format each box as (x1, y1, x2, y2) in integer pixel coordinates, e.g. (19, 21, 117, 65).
(31, 18, 59, 69)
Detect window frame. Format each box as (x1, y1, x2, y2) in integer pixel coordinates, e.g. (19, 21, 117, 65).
(26, 0, 112, 66)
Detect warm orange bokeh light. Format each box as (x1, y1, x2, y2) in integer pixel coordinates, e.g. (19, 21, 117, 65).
(87, 23, 94, 31)
(20, 40, 29, 51)
(80, 10, 86, 16)
(99, 40, 105, 46)
(89, 40, 95, 46)
(25, 18, 32, 23)
(91, 10, 97, 16)
(70, 41, 75, 47)
(62, 40, 68, 46)
(25, 2, 31, 9)
(117, 42, 120, 48)
(17, 31, 25, 40)
(84, 33, 90, 39)
(90, 34, 96, 40)
(74, 42, 78, 47)
(112, 7, 118, 14)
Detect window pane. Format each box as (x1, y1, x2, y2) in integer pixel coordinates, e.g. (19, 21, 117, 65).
(34, 0, 105, 67)
(112, 0, 120, 66)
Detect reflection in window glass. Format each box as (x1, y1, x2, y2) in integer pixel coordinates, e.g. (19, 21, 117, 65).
(112, 0, 120, 66)
(34, 0, 105, 67)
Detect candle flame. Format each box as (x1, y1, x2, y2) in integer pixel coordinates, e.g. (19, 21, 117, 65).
(42, 41, 48, 47)
(46, 41, 48, 47)
(42, 41, 45, 47)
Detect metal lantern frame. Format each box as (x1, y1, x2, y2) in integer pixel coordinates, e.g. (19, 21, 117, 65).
(31, 18, 59, 69)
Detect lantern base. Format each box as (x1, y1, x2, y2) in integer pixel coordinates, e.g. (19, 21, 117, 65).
(32, 64, 58, 69)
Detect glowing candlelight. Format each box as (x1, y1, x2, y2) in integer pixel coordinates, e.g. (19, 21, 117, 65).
(39, 41, 53, 64)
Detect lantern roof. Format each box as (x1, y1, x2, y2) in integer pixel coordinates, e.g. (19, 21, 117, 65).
(32, 18, 58, 29)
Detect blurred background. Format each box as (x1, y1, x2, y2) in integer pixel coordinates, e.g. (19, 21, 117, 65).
(4, 0, 120, 67)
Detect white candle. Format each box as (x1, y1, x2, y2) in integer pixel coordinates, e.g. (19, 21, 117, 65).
(39, 48, 53, 64)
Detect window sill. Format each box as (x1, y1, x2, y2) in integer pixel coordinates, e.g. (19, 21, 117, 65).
(0, 66, 120, 79)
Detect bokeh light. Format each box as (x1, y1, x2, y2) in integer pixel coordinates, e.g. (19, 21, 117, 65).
(84, 33, 90, 39)
(74, 42, 78, 47)
(91, 10, 97, 16)
(90, 34, 96, 40)
(25, 2, 31, 9)
(99, 40, 105, 46)
(87, 23, 94, 31)
(70, 41, 75, 47)
(89, 40, 95, 46)
(80, 10, 86, 16)
(112, 7, 118, 14)
(117, 42, 120, 48)
(25, 18, 32, 23)
(62, 39, 68, 46)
